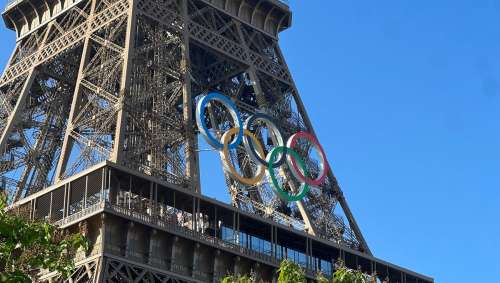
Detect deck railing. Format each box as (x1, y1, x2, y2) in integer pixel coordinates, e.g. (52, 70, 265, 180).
(107, 202, 281, 267)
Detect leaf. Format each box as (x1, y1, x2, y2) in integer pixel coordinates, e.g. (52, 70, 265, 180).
(0, 270, 31, 283)
(0, 193, 7, 210)
(0, 208, 88, 281)
(277, 260, 306, 283)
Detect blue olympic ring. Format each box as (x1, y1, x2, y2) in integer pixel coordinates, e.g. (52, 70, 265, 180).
(195, 91, 243, 150)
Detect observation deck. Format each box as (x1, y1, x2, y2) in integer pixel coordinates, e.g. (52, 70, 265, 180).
(2, 0, 292, 39)
(9, 162, 434, 283)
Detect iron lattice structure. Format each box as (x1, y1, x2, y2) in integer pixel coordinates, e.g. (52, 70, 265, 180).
(0, 2, 436, 282)
(0, 0, 434, 282)
(1, 0, 369, 252)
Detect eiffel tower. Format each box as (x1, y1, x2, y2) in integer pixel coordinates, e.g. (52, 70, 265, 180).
(0, 0, 432, 282)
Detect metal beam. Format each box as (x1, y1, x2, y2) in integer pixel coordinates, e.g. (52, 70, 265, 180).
(110, 0, 139, 163)
(0, 69, 37, 156)
(181, 0, 201, 193)
(54, 0, 99, 181)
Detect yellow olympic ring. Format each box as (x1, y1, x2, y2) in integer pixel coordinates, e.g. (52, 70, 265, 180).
(221, 128, 266, 186)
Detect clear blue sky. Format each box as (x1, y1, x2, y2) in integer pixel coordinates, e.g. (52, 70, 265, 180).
(276, 1, 499, 282)
(1, 1, 498, 282)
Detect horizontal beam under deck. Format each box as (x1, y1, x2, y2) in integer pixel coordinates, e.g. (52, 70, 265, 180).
(8, 163, 434, 283)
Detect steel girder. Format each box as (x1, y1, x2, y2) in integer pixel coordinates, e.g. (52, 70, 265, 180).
(39, 256, 194, 282)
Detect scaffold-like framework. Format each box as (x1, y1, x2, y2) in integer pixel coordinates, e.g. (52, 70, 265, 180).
(0, 0, 372, 263)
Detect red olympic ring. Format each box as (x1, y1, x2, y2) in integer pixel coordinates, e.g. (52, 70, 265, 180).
(286, 131, 329, 187)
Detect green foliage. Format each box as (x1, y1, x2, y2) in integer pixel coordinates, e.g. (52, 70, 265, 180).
(220, 260, 306, 283)
(221, 274, 253, 283)
(331, 267, 372, 283)
(277, 260, 306, 283)
(316, 272, 331, 283)
(220, 257, 378, 283)
(0, 193, 88, 282)
(317, 261, 376, 283)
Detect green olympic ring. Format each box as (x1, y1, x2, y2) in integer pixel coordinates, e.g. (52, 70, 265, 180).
(267, 146, 310, 202)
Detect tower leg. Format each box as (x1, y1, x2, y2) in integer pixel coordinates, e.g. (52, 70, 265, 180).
(54, 0, 98, 181)
(275, 45, 372, 254)
(181, 0, 201, 193)
(56, 0, 127, 180)
(111, 0, 138, 164)
(0, 70, 37, 156)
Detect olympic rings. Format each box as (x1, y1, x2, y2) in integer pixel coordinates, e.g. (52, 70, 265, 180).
(243, 113, 286, 168)
(196, 92, 330, 202)
(196, 91, 243, 150)
(267, 146, 310, 202)
(221, 128, 266, 185)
